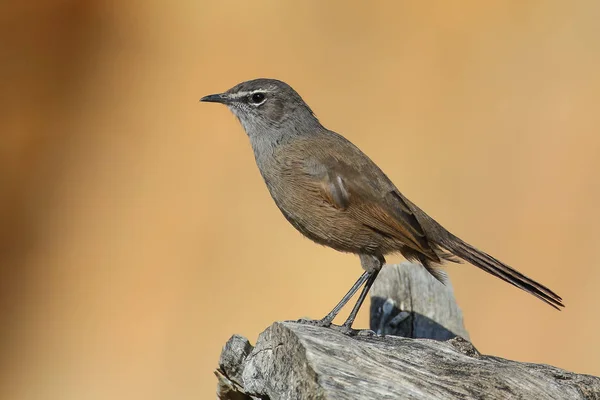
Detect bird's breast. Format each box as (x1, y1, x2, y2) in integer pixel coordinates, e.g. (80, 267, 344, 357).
(256, 155, 385, 254)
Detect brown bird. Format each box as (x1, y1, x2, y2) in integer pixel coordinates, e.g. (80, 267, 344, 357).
(201, 78, 564, 332)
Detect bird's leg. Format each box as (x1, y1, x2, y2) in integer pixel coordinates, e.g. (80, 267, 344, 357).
(317, 271, 371, 326)
(296, 271, 370, 327)
(296, 254, 384, 331)
(339, 254, 385, 333)
(340, 270, 379, 331)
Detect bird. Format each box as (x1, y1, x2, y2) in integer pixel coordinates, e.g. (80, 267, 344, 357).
(200, 78, 564, 332)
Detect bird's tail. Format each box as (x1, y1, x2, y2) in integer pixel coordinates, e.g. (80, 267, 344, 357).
(400, 193, 564, 309)
(439, 233, 564, 310)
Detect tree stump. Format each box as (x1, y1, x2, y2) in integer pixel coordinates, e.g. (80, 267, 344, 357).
(216, 263, 600, 399)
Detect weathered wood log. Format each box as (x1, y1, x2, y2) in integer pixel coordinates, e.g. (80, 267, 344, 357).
(370, 262, 470, 340)
(216, 263, 600, 399)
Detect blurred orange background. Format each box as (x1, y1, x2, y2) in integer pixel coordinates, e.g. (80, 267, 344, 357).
(1, 1, 599, 399)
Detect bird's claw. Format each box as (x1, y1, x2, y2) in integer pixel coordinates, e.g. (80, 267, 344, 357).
(294, 317, 332, 328)
(293, 318, 376, 337)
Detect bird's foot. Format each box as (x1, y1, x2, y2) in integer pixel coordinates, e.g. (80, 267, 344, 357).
(329, 323, 356, 335)
(292, 318, 376, 336)
(330, 324, 376, 336)
(294, 317, 332, 328)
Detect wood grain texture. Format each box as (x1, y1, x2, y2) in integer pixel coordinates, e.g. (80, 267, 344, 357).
(215, 264, 598, 399)
(370, 262, 470, 340)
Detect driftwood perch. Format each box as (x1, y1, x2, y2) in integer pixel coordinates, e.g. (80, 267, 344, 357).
(370, 262, 469, 340)
(216, 263, 600, 399)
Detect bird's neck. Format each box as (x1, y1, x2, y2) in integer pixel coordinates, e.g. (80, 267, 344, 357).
(248, 119, 325, 162)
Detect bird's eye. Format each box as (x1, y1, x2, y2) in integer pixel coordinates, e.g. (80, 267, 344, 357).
(250, 92, 265, 104)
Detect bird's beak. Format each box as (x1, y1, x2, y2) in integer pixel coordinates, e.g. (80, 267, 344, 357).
(200, 93, 229, 104)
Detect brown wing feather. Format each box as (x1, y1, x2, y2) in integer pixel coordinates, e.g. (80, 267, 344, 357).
(312, 154, 439, 261)
(352, 197, 439, 261)
(318, 171, 351, 210)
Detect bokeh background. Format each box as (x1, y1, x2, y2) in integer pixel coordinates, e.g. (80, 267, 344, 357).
(2, 1, 599, 399)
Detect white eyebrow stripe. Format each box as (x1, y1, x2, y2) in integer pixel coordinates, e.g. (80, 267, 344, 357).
(228, 89, 272, 99)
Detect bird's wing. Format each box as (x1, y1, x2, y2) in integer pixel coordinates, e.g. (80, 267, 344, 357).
(299, 139, 439, 261)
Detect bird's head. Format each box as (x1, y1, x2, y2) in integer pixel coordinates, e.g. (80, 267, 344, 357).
(201, 78, 320, 138)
